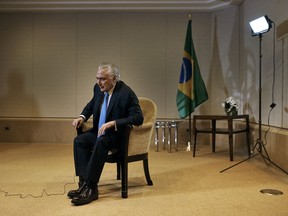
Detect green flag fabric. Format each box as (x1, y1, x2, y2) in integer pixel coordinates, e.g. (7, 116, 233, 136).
(176, 19, 208, 119)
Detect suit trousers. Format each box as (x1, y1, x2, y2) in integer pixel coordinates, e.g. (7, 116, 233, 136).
(73, 131, 118, 184)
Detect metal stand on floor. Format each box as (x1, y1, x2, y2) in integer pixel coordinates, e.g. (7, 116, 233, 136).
(220, 138, 288, 175)
(220, 33, 288, 176)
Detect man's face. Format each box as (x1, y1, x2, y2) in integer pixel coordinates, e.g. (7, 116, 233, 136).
(96, 68, 116, 92)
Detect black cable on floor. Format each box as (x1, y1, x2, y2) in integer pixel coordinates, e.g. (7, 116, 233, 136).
(0, 174, 76, 199)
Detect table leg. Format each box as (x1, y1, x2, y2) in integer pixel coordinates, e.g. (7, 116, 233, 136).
(228, 118, 234, 161)
(246, 117, 251, 157)
(161, 123, 166, 150)
(193, 130, 197, 157)
(174, 124, 178, 151)
(212, 119, 216, 152)
(155, 127, 159, 152)
(168, 124, 171, 153)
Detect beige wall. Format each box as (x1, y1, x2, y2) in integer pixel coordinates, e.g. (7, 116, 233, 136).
(0, 1, 287, 128)
(0, 12, 212, 119)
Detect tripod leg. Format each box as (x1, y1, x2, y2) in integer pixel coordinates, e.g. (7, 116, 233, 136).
(220, 139, 288, 175)
(260, 141, 271, 161)
(261, 154, 288, 175)
(258, 141, 288, 175)
(251, 140, 259, 154)
(220, 154, 258, 173)
(255, 140, 270, 166)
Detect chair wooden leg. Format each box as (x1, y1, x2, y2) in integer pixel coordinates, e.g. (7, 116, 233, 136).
(116, 162, 121, 180)
(143, 158, 153, 186)
(121, 160, 128, 198)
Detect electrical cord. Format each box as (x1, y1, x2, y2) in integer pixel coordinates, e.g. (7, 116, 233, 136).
(264, 107, 273, 146)
(271, 22, 276, 106)
(0, 174, 76, 199)
(264, 21, 276, 146)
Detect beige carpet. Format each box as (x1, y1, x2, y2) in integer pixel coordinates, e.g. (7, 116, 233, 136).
(0, 143, 288, 216)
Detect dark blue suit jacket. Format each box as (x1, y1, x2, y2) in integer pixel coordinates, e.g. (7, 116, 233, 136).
(80, 81, 144, 136)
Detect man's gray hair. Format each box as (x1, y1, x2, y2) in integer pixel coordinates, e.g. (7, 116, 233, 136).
(98, 62, 120, 81)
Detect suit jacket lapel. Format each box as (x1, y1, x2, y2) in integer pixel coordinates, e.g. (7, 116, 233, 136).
(106, 82, 120, 117)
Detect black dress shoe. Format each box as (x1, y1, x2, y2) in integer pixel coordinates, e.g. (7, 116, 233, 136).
(67, 182, 86, 199)
(71, 185, 98, 206)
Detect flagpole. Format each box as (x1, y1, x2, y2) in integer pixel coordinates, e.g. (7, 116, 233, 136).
(186, 114, 192, 151)
(177, 14, 208, 152)
(187, 12, 192, 152)
(187, 13, 192, 151)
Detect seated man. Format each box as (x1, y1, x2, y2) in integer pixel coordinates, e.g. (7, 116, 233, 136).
(68, 62, 143, 206)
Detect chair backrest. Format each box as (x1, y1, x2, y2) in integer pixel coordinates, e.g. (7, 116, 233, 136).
(139, 97, 157, 124)
(127, 97, 157, 156)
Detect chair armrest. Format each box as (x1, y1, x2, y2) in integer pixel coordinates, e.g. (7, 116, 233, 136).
(76, 122, 153, 136)
(128, 122, 155, 156)
(76, 122, 93, 135)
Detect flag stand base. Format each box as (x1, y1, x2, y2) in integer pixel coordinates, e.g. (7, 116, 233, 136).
(186, 141, 191, 151)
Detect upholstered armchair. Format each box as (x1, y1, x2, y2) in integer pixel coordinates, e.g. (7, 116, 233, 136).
(127, 97, 157, 155)
(77, 97, 157, 198)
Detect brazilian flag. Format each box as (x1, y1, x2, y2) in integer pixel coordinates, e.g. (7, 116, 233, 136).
(177, 19, 208, 119)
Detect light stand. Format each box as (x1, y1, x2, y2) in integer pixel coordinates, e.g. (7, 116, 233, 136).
(220, 16, 288, 175)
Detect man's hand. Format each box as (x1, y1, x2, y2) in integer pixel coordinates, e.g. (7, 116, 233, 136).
(72, 117, 84, 128)
(98, 120, 116, 136)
